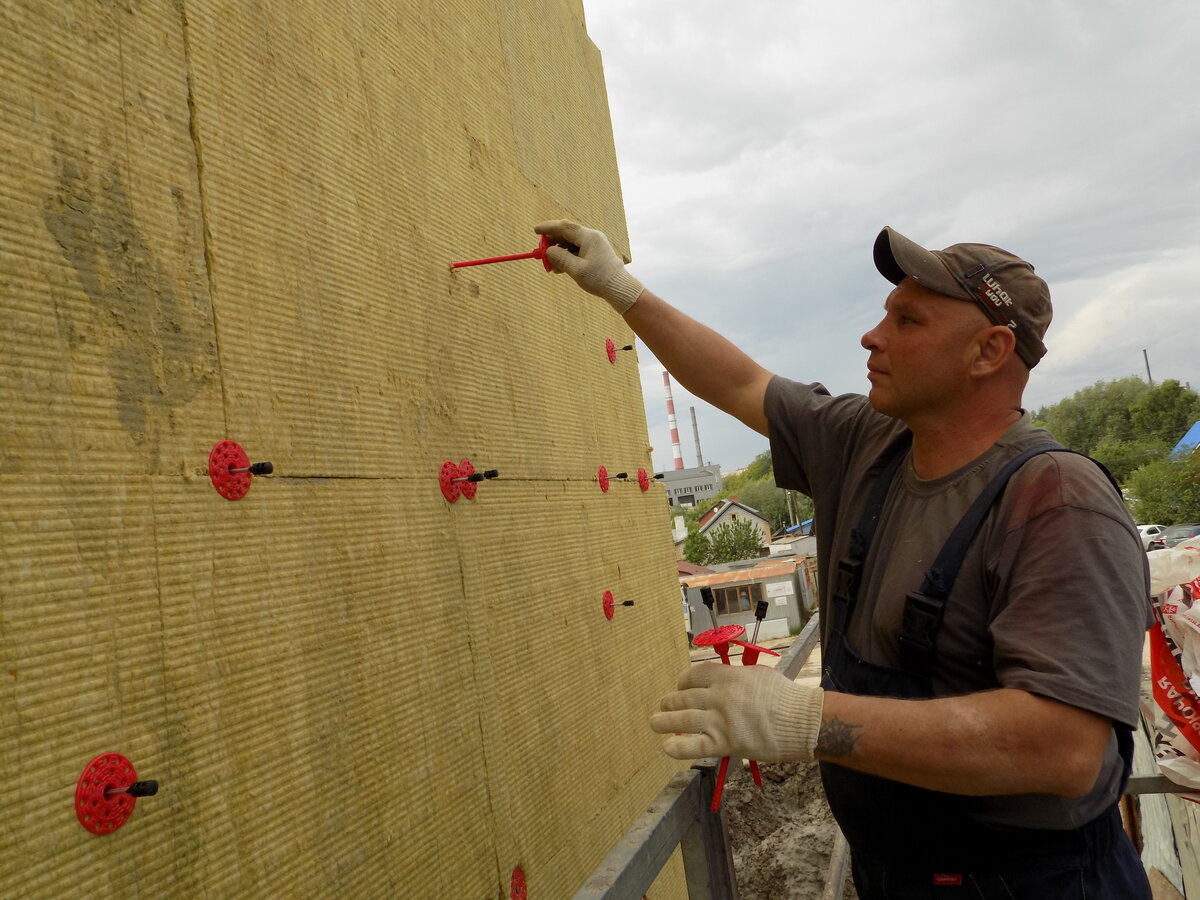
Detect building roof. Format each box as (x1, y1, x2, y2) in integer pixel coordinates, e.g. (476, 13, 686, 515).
(677, 560, 715, 577)
(1173, 421, 1200, 456)
(696, 497, 766, 534)
(680, 558, 802, 588)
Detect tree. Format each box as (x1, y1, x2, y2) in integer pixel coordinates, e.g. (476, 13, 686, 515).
(732, 479, 791, 533)
(1126, 454, 1200, 524)
(1034, 376, 1151, 453)
(1131, 379, 1200, 447)
(705, 517, 765, 564)
(682, 528, 711, 565)
(1090, 434, 1171, 484)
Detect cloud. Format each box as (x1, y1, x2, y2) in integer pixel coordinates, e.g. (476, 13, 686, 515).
(584, 1, 1200, 470)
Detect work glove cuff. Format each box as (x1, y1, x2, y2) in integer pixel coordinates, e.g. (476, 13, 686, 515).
(601, 269, 645, 314)
(767, 683, 825, 761)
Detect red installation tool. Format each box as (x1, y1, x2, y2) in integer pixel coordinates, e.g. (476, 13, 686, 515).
(451, 234, 556, 271)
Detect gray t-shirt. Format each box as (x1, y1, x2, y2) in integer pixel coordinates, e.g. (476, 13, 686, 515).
(766, 375, 1152, 828)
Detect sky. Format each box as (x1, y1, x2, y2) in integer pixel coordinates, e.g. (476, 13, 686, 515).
(580, 1, 1200, 474)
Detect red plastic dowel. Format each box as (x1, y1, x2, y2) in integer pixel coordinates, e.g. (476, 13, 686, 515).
(637, 467, 650, 492)
(451, 234, 553, 272)
(729, 637, 780, 788)
(440, 459, 482, 502)
(209, 440, 252, 501)
(75, 753, 138, 835)
(690, 624, 748, 811)
(510, 866, 528, 900)
(605, 338, 617, 364)
(597, 465, 609, 493)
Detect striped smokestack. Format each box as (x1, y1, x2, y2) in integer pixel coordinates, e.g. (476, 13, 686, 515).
(663, 372, 685, 470)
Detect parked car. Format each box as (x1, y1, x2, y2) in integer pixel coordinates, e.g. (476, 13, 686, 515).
(1137, 523, 1166, 550)
(1160, 524, 1200, 549)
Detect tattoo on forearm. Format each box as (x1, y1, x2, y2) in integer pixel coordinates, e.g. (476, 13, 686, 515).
(815, 717, 862, 758)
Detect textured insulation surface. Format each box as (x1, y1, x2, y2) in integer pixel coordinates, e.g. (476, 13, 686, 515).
(0, 2, 689, 897)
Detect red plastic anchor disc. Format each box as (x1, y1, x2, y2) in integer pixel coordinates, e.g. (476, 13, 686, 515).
(597, 465, 609, 493)
(535, 233, 553, 272)
(75, 753, 138, 835)
(603, 590, 615, 620)
(439, 460, 462, 502)
(457, 459, 478, 500)
(691, 624, 746, 647)
(510, 866, 528, 900)
(209, 440, 252, 501)
(440, 459, 481, 502)
(637, 467, 650, 492)
(605, 338, 617, 364)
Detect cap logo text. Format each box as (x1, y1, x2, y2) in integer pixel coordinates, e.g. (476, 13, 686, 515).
(980, 273, 1017, 329)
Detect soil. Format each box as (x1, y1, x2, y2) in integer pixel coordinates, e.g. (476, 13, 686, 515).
(688, 636, 858, 899)
(722, 761, 857, 900)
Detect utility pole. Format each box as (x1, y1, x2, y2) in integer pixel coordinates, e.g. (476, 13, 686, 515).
(1144, 349, 1154, 386)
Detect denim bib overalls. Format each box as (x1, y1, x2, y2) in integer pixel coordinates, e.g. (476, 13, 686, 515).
(819, 442, 1150, 899)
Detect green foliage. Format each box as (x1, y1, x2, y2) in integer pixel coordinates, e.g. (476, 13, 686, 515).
(1132, 380, 1200, 446)
(1090, 434, 1172, 484)
(682, 527, 711, 565)
(679, 449, 814, 536)
(1034, 376, 1151, 453)
(1126, 454, 1200, 524)
(705, 517, 765, 564)
(743, 450, 774, 482)
(1035, 377, 1200, 505)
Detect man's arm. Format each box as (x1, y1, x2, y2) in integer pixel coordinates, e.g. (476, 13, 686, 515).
(534, 220, 773, 435)
(623, 290, 772, 436)
(817, 688, 1112, 797)
(650, 664, 1113, 798)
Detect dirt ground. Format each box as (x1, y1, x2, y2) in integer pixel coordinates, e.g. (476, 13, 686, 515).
(689, 637, 858, 899)
(722, 760, 857, 900)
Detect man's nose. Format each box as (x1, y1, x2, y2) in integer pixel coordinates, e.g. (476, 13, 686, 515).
(861, 322, 883, 351)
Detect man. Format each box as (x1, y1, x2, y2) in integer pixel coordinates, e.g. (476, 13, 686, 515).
(535, 219, 1152, 899)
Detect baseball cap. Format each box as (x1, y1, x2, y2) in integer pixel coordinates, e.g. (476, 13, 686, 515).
(873, 226, 1052, 368)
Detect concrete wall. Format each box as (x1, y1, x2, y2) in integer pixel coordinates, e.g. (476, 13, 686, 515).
(0, 3, 688, 897)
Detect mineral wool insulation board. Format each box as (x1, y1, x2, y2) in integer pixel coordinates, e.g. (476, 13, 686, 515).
(0, 2, 693, 897)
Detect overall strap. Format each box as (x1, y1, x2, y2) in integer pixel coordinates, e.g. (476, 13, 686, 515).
(830, 435, 912, 619)
(898, 443, 1069, 678)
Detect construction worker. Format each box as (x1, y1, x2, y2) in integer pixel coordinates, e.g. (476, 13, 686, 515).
(535, 219, 1153, 899)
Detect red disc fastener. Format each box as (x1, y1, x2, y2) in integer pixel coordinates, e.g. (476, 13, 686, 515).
(209, 440, 272, 501)
(691, 624, 749, 811)
(604, 338, 633, 363)
(451, 234, 555, 272)
(439, 461, 462, 502)
(602, 590, 636, 620)
(75, 753, 158, 835)
(637, 467, 650, 492)
(510, 866, 527, 900)
(597, 465, 609, 493)
(440, 459, 499, 502)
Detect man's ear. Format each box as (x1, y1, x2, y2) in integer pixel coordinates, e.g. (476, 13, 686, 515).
(972, 325, 1017, 376)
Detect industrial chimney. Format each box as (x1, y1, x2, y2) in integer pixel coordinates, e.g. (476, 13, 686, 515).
(663, 372, 685, 470)
(690, 406, 704, 468)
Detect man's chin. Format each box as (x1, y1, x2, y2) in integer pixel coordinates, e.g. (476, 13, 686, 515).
(866, 390, 901, 419)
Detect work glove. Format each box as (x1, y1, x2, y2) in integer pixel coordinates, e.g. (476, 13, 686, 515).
(534, 220, 645, 314)
(649, 663, 824, 763)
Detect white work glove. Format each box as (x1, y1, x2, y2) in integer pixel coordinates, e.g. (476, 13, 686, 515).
(534, 220, 645, 314)
(649, 663, 824, 762)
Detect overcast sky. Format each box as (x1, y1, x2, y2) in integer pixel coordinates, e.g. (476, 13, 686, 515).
(580, 1, 1200, 475)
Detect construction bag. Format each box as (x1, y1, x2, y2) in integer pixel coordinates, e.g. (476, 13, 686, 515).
(1146, 545, 1200, 801)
